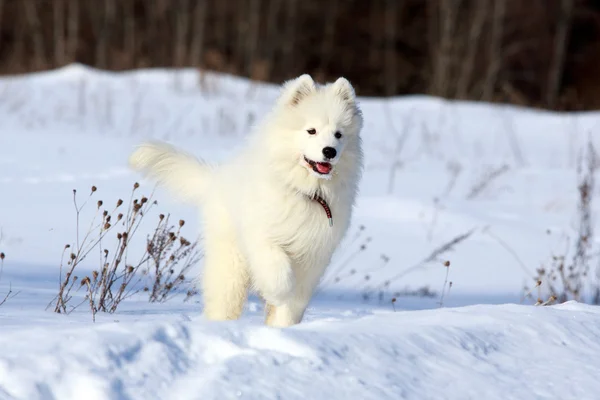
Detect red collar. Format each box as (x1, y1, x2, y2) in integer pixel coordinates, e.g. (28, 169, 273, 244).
(312, 194, 333, 227)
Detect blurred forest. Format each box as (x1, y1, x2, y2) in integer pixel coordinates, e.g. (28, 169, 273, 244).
(1, 0, 600, 110)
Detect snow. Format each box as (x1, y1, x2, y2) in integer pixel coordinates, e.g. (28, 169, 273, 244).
(1, 64, 600, 399)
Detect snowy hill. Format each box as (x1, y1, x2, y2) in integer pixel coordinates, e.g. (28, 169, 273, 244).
(1, 65, 600, 399)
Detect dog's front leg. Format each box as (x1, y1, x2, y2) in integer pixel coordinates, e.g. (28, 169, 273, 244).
(264, 264, 324, 327)
(246, 241, 295, 307)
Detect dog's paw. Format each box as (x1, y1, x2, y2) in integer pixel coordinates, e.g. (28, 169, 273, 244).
(260, 267, 295, 306)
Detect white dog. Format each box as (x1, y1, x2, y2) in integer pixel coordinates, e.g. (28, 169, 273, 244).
(129, 74, 364, 327)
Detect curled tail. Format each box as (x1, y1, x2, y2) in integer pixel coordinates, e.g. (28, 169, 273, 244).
(128, 141, 211, 204)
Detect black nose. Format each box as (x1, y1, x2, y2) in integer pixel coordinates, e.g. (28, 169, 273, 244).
(322, 147, 337, 159)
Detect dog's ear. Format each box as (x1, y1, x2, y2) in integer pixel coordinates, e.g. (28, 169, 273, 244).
(278, 74, 316, 107)
(331, 77, 356, 105)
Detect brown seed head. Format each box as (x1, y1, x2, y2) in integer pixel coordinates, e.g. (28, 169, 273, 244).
(443, 260, 450, 267)
(81, 276, 90, 286)
(391, 298, 397, 303)
(97, 200, 103, 208)
(91, 186, 97, 193)
(117, 232, 123, 240)
(159, 214, 165, 221)
(70, 253, 76, 260)
(133, 182, 140, 190)
(0, 252, 4, 260)
(92, 270, 99, 280)
(141, 197, 148, 204)
(103, 210, 108, 217)
(127, 266, 134, 274)
(103, 222, 111, 230)
(116, 199, 123, 207)
(179, 219, 185, 227)
(64, 244, 70, 249)
(117, 213, 123, 221)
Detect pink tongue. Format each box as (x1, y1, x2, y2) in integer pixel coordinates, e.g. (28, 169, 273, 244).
(316, 162, 332, 174)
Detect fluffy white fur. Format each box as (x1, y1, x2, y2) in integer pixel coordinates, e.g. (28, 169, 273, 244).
(129, 74, 364, 327)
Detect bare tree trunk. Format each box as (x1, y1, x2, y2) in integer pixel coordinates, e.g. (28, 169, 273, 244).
(235, 0, 248, 75)
(456, 0, 488, 99)
(23, 0, 46, 70)
(263, 0, 282, 80)
(426, 0, 439, 81)
(174, 0, 191, 67)
(368, 0, 382, 74)
(546, 0, 574, 109)
(67, 0, 80, 63)
(189, 0, 208, 66)
(53, 0, 66, 67)
(482, 0, 506, 101)
(215, 0, 228, 66)
(125, 0, 136, 67)
(318, 0, 339, 77)
(146, 0, 169, 69)
(246, 0, 261, 77)
(383, 0, 398, 96)
(432, 0, 462, 98)
(98, 0, 115, 69)
(282, 0, 298, 76)
(0, 0, 6, 57)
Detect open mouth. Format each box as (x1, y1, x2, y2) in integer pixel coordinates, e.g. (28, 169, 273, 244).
(304, 156, 332, 175)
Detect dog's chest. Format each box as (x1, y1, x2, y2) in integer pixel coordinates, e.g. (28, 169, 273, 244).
(271, 194, 347, 263)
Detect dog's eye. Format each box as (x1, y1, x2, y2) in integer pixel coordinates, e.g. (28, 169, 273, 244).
(307, 128, 317, 135)
(334, 131, 342, 139)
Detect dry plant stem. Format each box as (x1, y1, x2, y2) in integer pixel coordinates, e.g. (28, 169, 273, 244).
(319, 226, 368, 287)
(438, 262, 451, 307)
(484, 228, 532, 276)
(0, 283, 18, 307)
(532, 139, 598, 304)
(426, 198, 440, 242)
(375, 228, 475, 290)
(54, 183, 202, 318)
(466, 164, 509, 200)
(385, 105, 412, 195)
(521, 280, 541, 304)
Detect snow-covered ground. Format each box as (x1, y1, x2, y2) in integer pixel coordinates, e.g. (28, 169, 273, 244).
(1, 64, 600, 399)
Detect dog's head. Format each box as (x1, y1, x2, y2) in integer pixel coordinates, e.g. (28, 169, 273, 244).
(265, 75, 363, 191)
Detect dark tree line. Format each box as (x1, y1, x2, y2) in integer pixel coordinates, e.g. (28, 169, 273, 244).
(1, 0, 600, 110)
